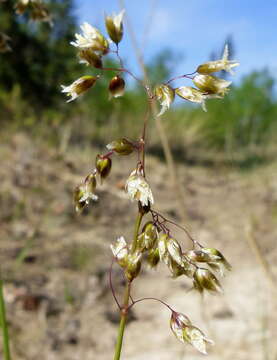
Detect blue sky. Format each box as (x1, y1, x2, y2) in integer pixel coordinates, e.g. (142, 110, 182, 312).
(75, 0, 277, 81)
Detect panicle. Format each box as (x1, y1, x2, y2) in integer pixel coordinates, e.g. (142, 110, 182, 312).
(62, 11, 235, 355)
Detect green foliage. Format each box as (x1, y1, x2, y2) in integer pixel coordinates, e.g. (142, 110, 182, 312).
(0, 0, 81, 109)
(197, 69, 277, 150)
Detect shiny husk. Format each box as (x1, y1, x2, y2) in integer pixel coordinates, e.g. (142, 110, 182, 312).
(108, 76, 125, 98)
(155, 84, 175, 116)
(147, 248, 160, 268)
(73, 185, 86, 213)
(193, 74, 231, 96)
(85, 173, 97, 194)
(193, 268, 222, 293)
(78, 49, 103, 68)
(106, 138, 134, 155)
(77, 76, 98, 94)
(140, 222, 158, 250)
(95, 155, 112, 182)
(197, 44, 239, 75)
(125, 253, 141, 281)
(105, 10, 124, 44)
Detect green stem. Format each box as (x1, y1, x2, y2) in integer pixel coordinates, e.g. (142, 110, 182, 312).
(113, 282, 131, 360)
(0, 278, 11, 360)
(113, 211, 143, 360)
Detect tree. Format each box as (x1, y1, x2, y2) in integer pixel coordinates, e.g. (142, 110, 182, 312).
(0, 0, 81, 108)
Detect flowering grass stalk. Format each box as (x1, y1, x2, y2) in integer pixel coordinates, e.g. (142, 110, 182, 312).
(62, 8, 238, 359)
(0, 278, 11, 360)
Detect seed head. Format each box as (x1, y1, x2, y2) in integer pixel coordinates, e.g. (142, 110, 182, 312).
(71, 22, 109, 55)
(125, 251, 142, 281)
(158, 233, 183, 267)
(147, 248, 160, 268)
(170, 311, 214, 354)
(108, 76, 125, 98)
(106, 138, 134, 155)
(78, 49, 103, 68)
(168, 256, 195, 278)
(193, 268, 222, 294)
(197, 44, 239, 75)
(111, 236, 141, 281)
(73, 173, 98, 213)
(187, 248, 231, 276)
(105, 10, 125, 44)
(125, 169, 154, 207)
(61, 75, 98, 102)
(111, 236, 128, 267)
(175, 86, 221, 112)
(139, 222, 158, 251)
(155, 84, 175, 116)
(193, 74, 231, 96)
(95, 155, 112, 183)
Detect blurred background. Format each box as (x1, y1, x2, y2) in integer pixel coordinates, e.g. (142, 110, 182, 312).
(1, 1, 277, 359)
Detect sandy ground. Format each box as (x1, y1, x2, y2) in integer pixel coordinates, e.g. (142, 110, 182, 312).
(1, 133, 277, 360)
